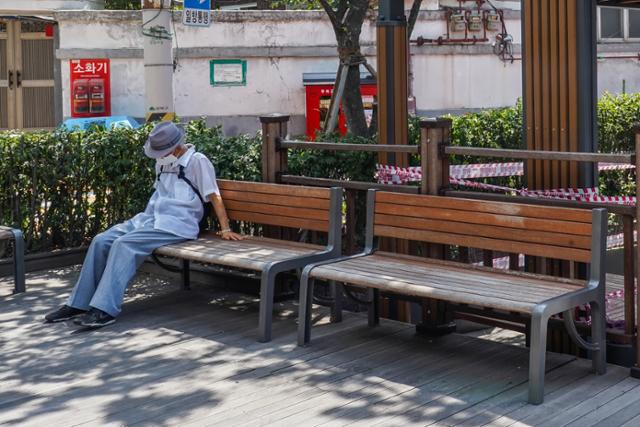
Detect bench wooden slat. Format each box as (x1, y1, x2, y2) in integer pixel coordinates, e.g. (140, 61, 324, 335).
(352, 252, 585, 290)
(309, 255, 584, 313)
(227, 210, 330, 233)
(375, 213, 592, 250)
(218, 180, 331, 199)
(375, 203, 591, 237)
(155, 235, 323, 271)
(221, 190, 331, 210)
(375, 251, 586, 288)
(343, 257, 580, 298)
(233, 235, 325, 251)
(224, 200, 330, 222)
(374, 224, 592, 263)
(376, 191, 593, 223)
(312, 264, 536, 313)
(374, 250, 586, 288)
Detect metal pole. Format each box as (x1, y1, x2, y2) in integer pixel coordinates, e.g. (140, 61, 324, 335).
(142, 0, 175, 122)
(576, 0, 598, 188)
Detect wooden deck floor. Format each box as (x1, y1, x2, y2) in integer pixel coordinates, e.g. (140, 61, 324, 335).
(1, 267, 640, 427)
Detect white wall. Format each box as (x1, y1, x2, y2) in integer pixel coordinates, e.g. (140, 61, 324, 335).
(0, 0, 103, 15)
(54, 8, 640, 135)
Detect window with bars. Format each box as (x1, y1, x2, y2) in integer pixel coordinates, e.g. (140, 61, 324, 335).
(599, 6, 640, 41)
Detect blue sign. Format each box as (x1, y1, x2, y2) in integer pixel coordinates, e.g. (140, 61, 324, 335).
(184, 0, 210, 10)
(183, 0, 211, 26)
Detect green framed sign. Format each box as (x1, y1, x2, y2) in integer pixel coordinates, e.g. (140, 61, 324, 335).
(210, 59, 247, 87)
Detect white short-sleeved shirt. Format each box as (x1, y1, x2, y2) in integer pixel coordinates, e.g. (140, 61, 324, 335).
(131, 144, 220, 239)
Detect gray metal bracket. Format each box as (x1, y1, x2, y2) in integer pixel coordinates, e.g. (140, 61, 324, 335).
(563, 309, 600, 352)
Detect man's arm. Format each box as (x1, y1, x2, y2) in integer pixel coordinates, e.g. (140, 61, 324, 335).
(208, 194, 243, 241)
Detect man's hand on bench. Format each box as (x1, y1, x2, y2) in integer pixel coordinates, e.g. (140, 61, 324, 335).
(218, 230, 244, 241)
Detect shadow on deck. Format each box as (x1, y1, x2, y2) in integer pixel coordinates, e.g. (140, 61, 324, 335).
(1, 268, 639, 427)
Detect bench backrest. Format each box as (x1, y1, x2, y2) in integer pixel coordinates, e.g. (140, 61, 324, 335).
(218, 180, 340, 234)
(368, 191, 606, 265)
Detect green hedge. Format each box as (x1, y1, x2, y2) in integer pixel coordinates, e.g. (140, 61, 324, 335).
(2, 93, 639, 255)
(104, 0, 141, 10)
(0, 122, 260, 254)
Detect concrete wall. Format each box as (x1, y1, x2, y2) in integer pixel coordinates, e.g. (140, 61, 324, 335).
(0, 0, 103, 15)
(53, 8, 640, 135)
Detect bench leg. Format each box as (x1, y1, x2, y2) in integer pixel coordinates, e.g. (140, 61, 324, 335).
(12, 230, 25, 294)
(330, 280, 343, 323)
(590, 299, 607, 375)
(181, 260, 191, 290)
(528, 309, 549, 405)
(298, 273, 315, 346)
(259, 269, 277, 343)
(368, 288, 380, 327)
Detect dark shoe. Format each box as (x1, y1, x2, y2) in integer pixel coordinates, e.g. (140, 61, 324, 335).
(73, 308, 116, 328)
(44, 305, 86, 323)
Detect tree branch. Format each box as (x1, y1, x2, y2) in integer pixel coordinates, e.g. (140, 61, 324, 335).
(319, 0, 340, 28)
(407, 0, 423, 39)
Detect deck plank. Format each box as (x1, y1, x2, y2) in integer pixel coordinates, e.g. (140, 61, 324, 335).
(1, 268, 640, 426)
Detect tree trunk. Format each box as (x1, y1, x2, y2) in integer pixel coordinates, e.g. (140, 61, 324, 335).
(319, 0, 369, 137)
(342, 64, 368, 136)
(337, 23, 368, 137)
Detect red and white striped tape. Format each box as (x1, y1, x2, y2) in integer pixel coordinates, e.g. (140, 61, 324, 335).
(377, 165, 637, 205)
(450, 162, 523, 179)
(377, 161, 636, 182)
(599, 163, 636, 172)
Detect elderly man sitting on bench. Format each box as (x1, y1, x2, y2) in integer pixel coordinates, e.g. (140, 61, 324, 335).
(45, 121, 242, 328)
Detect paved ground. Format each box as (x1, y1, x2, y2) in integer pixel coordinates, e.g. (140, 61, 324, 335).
(1, 267, 639, 427)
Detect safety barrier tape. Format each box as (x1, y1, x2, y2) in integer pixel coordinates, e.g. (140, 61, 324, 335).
(377, 161, 636, 181)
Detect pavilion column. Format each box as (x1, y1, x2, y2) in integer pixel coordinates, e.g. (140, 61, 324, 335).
(522, 0, 597, 190)
(377, 0, 409, 168)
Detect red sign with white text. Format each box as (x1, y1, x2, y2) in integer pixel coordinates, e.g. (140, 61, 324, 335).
(70, 59, 111, 118)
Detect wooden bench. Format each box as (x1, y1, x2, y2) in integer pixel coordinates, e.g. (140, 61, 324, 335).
(0, 226, 25, 294)
(154, 180, 343, 342)
(297, 190, 607, 404)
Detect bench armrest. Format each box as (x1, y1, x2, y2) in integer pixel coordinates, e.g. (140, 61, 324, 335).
(262, 247, 343, 276)
(299, 250, 374, 281)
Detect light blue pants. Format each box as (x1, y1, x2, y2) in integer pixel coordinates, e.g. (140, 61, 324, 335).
(67, 220, 187, 317)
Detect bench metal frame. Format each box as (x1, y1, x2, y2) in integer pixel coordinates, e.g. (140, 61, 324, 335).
(165, 186, 343, 343)
(298, 189, 608, 405)
(0, 226, 25, 294)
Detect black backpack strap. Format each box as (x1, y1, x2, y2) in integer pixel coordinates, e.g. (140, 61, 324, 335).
(156, 165, 164, 182)
(178, 165, 205, 204)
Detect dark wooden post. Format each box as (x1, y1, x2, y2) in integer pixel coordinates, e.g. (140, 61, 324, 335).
(420, 117, 452, 261)
(260, 114, 289, 184)
(417, 117, 455, 336)
(633, 125, 640, 378)
(420, 118, 446, 196)
(260, 114, 289, 240)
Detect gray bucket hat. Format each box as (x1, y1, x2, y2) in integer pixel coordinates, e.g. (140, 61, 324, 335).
(144, 121, 185, 159)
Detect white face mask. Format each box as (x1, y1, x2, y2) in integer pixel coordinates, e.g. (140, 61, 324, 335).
(156, 154, 178, 167)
